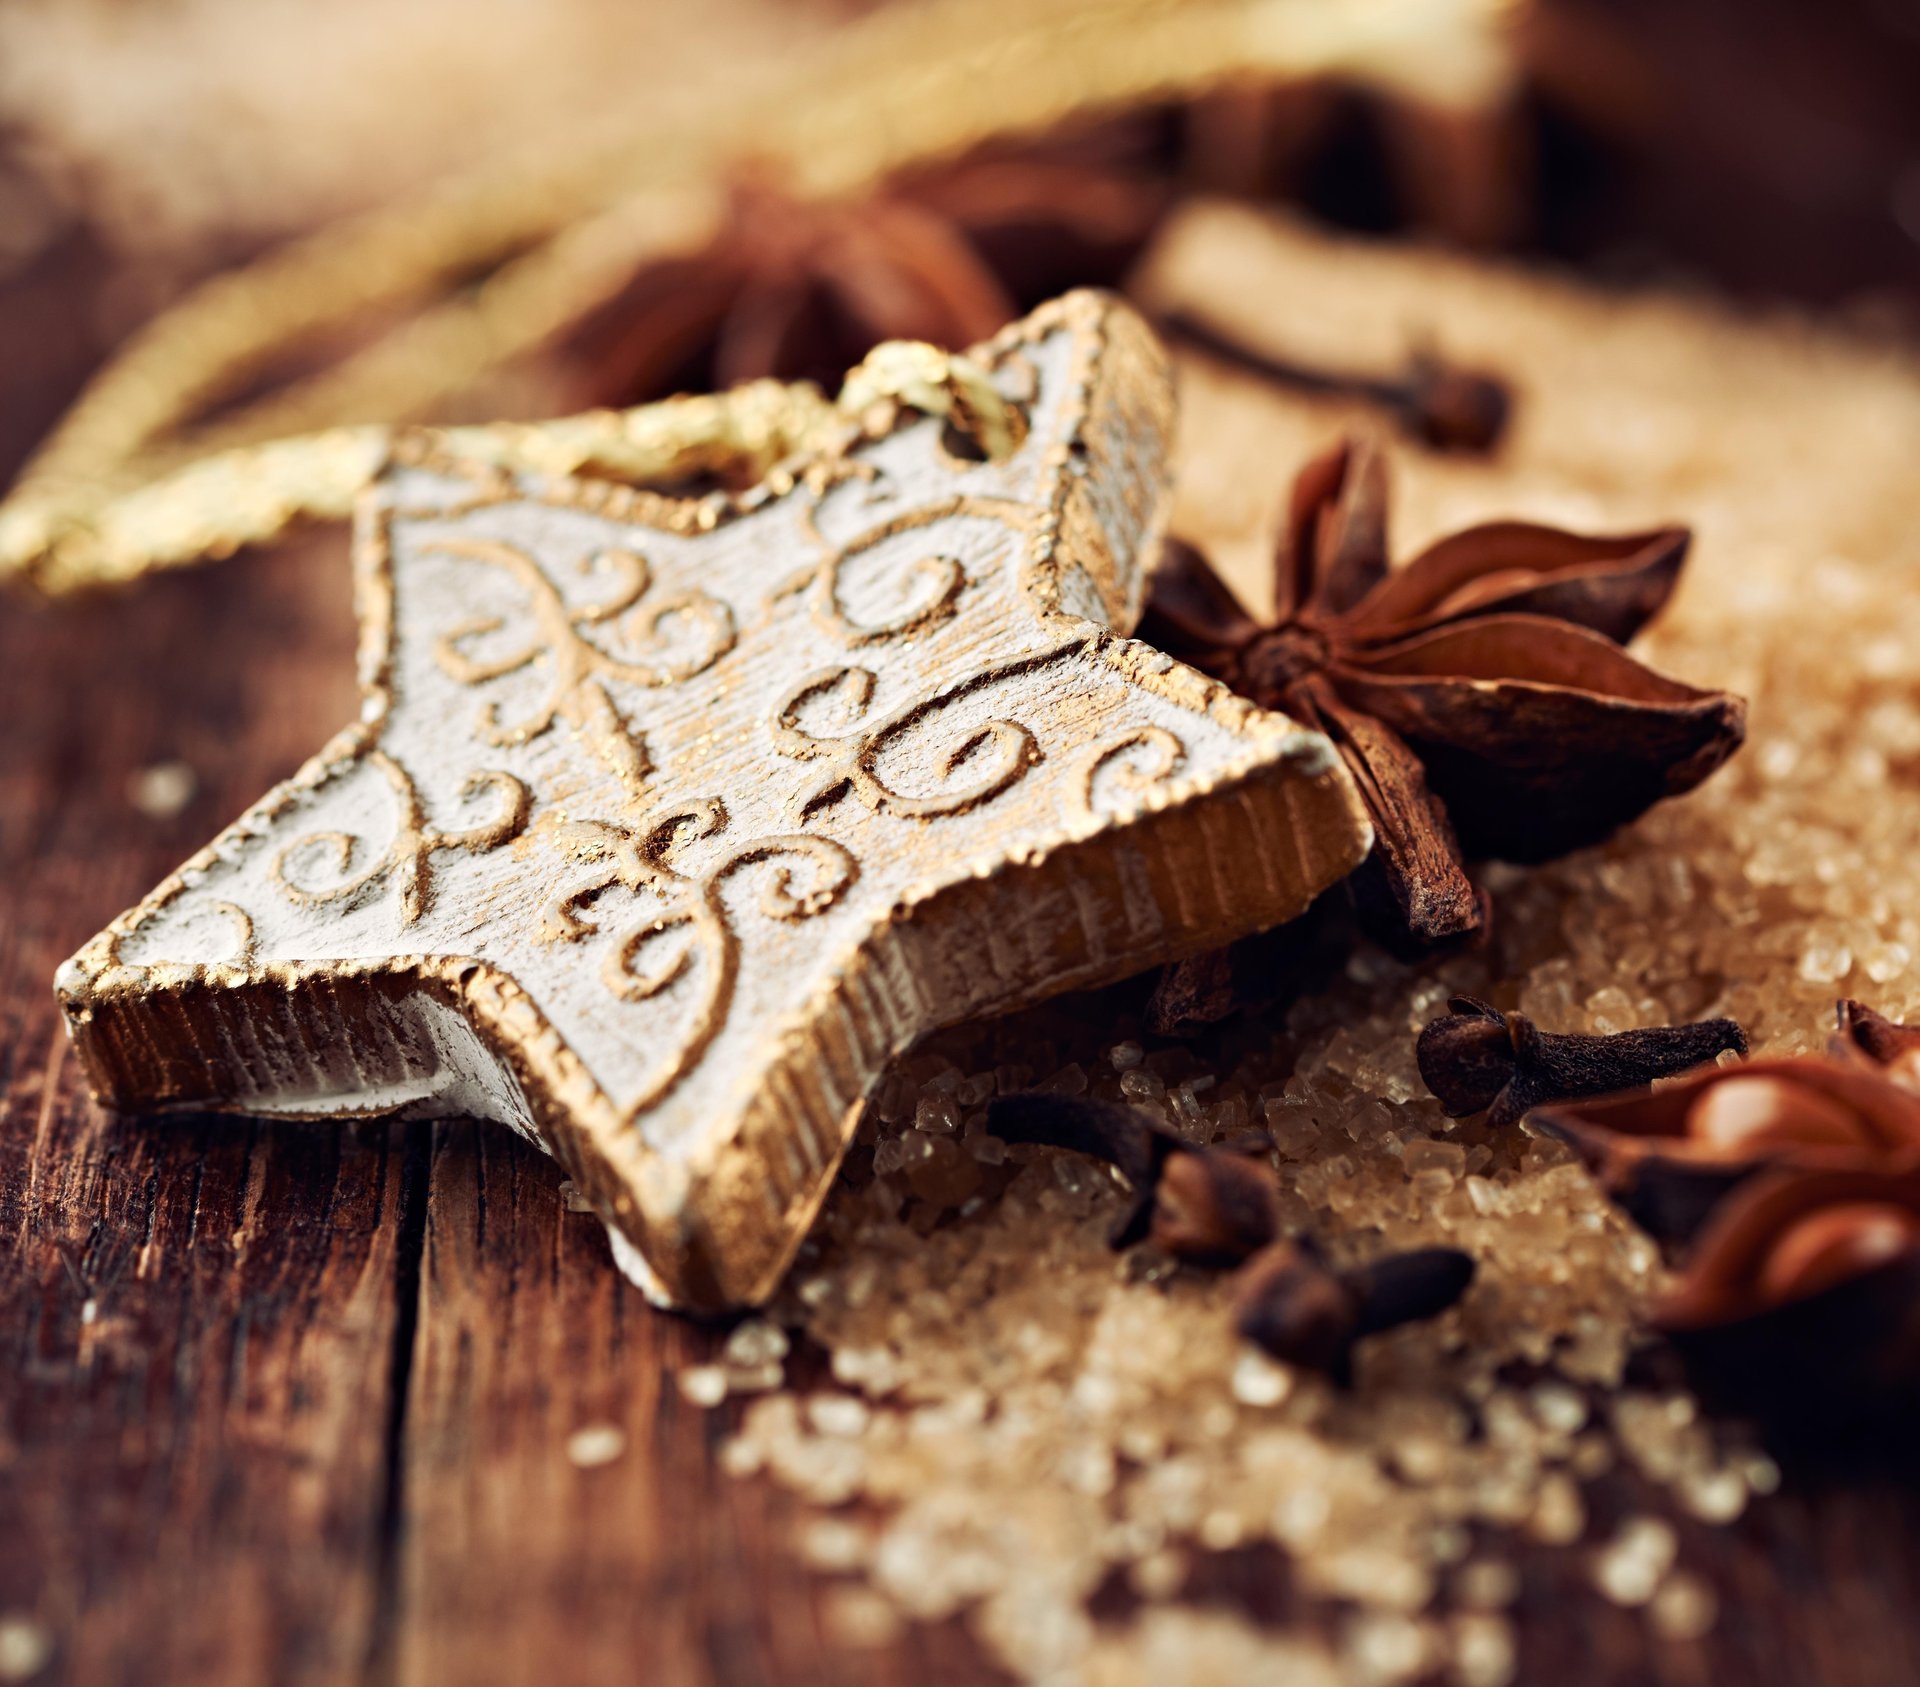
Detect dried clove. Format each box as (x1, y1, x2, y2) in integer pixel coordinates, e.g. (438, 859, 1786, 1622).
(989, 1090, 1479, 1377)
(1144, 944, 1238, 1036)
(986, 1091, 1177, 1246)
(1233, 1238, 1475, 1386)
(1160, 309, 1512, 454)
(986, 1091, 1166, 1184)
(1148, 1145, 1280, 1266)
(1141, 894, 1354, 1037)
(987, 1092, 1282, 1259)
(1417, 995, 1748, 1132)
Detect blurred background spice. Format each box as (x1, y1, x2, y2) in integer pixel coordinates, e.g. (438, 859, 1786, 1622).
(5, 0, 1920, 483)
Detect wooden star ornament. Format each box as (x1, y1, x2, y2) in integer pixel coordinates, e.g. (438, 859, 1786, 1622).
(55, 294, 1370, 1310)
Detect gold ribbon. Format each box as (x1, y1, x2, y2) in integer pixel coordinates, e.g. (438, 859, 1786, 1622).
(0, 0, 1514, 597)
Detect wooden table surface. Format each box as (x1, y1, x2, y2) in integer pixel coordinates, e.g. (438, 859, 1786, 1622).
(4, 271, 1920, 1687)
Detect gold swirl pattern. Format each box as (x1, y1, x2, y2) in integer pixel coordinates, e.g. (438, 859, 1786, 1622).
(543, 802, 857, 1115)
(1078, 724, 1187, 817)
(427, 536, 736, 800)
(103, 899, 256, 970)
(273, 750, 530, 926)
(801, 494, 1031, 645)
(771, 662, 1040, 822)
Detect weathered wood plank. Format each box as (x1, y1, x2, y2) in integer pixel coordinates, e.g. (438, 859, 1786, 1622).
(390, 1117, 999, 1687)
(0, 537, 408, 1687)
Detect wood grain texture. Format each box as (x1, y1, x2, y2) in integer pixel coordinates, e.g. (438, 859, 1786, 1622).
(390, 1117, 991, 1687)
(0, 537, 401, 1686)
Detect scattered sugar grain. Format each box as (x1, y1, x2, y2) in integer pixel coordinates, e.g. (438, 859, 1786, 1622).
(719, 1435, 763, 1478)
(678, 1365, 728, 1406)
(1527, 1473, 1587, 1545)
(1592, 1517, 1679, 1607)
(1738, 1451, 1783, 1495)
(1529, 1381, 1588, 1436)
(824, 1586, 905, 1649)
(801, 1517, 871, 1572)
(1454, 1560, 1520, 1611)
(1447, 1613, 1517, 1687)
(1342, 1611, 1435, 1687)
(1649, 1570, 1719, 1642)
(564, 1423, 626, 1469)
(1229, 1349, 1294, 1407)
(1679, 1466, 1748, 1524)
(727, 1357, 794, 1402)
(0, 1616, 52, 1684)
(1128, 1548, 1187, 1600)
(127, 759, 197, 820)
(724, 1319, 789, 1368)
(806, 1393, 871, 1438)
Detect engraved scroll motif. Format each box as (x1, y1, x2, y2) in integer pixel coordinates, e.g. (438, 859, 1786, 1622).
(798, 495, 1033, 645)
(771, 663, 1042, 823)
(273, 749, 530, 926)
(105, 899, 256, 970)
(543, 801, 857, 1114)
(428, 536, 736, 800)
(1078, 725, 1187, 818)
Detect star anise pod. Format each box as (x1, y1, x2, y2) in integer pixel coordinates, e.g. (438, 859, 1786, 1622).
(563, 145, 1168, 409)
(1663, 1164, 1920, 1433)
(1138, 437, 1747, 949)
(1536, 1052, 1920, 1429)
(1536, 1053, 1920, 1247)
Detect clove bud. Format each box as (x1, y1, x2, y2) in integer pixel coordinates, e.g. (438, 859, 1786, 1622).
(1417, 995, 1748, 1132)
(987, 1092, 1177, 1246)
(988, 1092, 1288, 1260)
(1233, 1238, 1475, 1386)
(1148, 1145, 1280, 1266)
(1144, 943, 1238, 1036)
(1160, 309, 1512, 455)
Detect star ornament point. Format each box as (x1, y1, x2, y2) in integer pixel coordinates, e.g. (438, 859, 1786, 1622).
(56, 294, 1370, 1309)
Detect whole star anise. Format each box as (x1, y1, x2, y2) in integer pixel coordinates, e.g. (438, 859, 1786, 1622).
(1139, 438, 1747, 948)
(1535, 1044, 1920, 1428)
(1536, 1052, 1920, 1247)
(563, 145, 1168, 409)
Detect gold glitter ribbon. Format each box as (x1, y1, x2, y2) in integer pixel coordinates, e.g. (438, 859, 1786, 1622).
(0, 0, 1515, 597)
